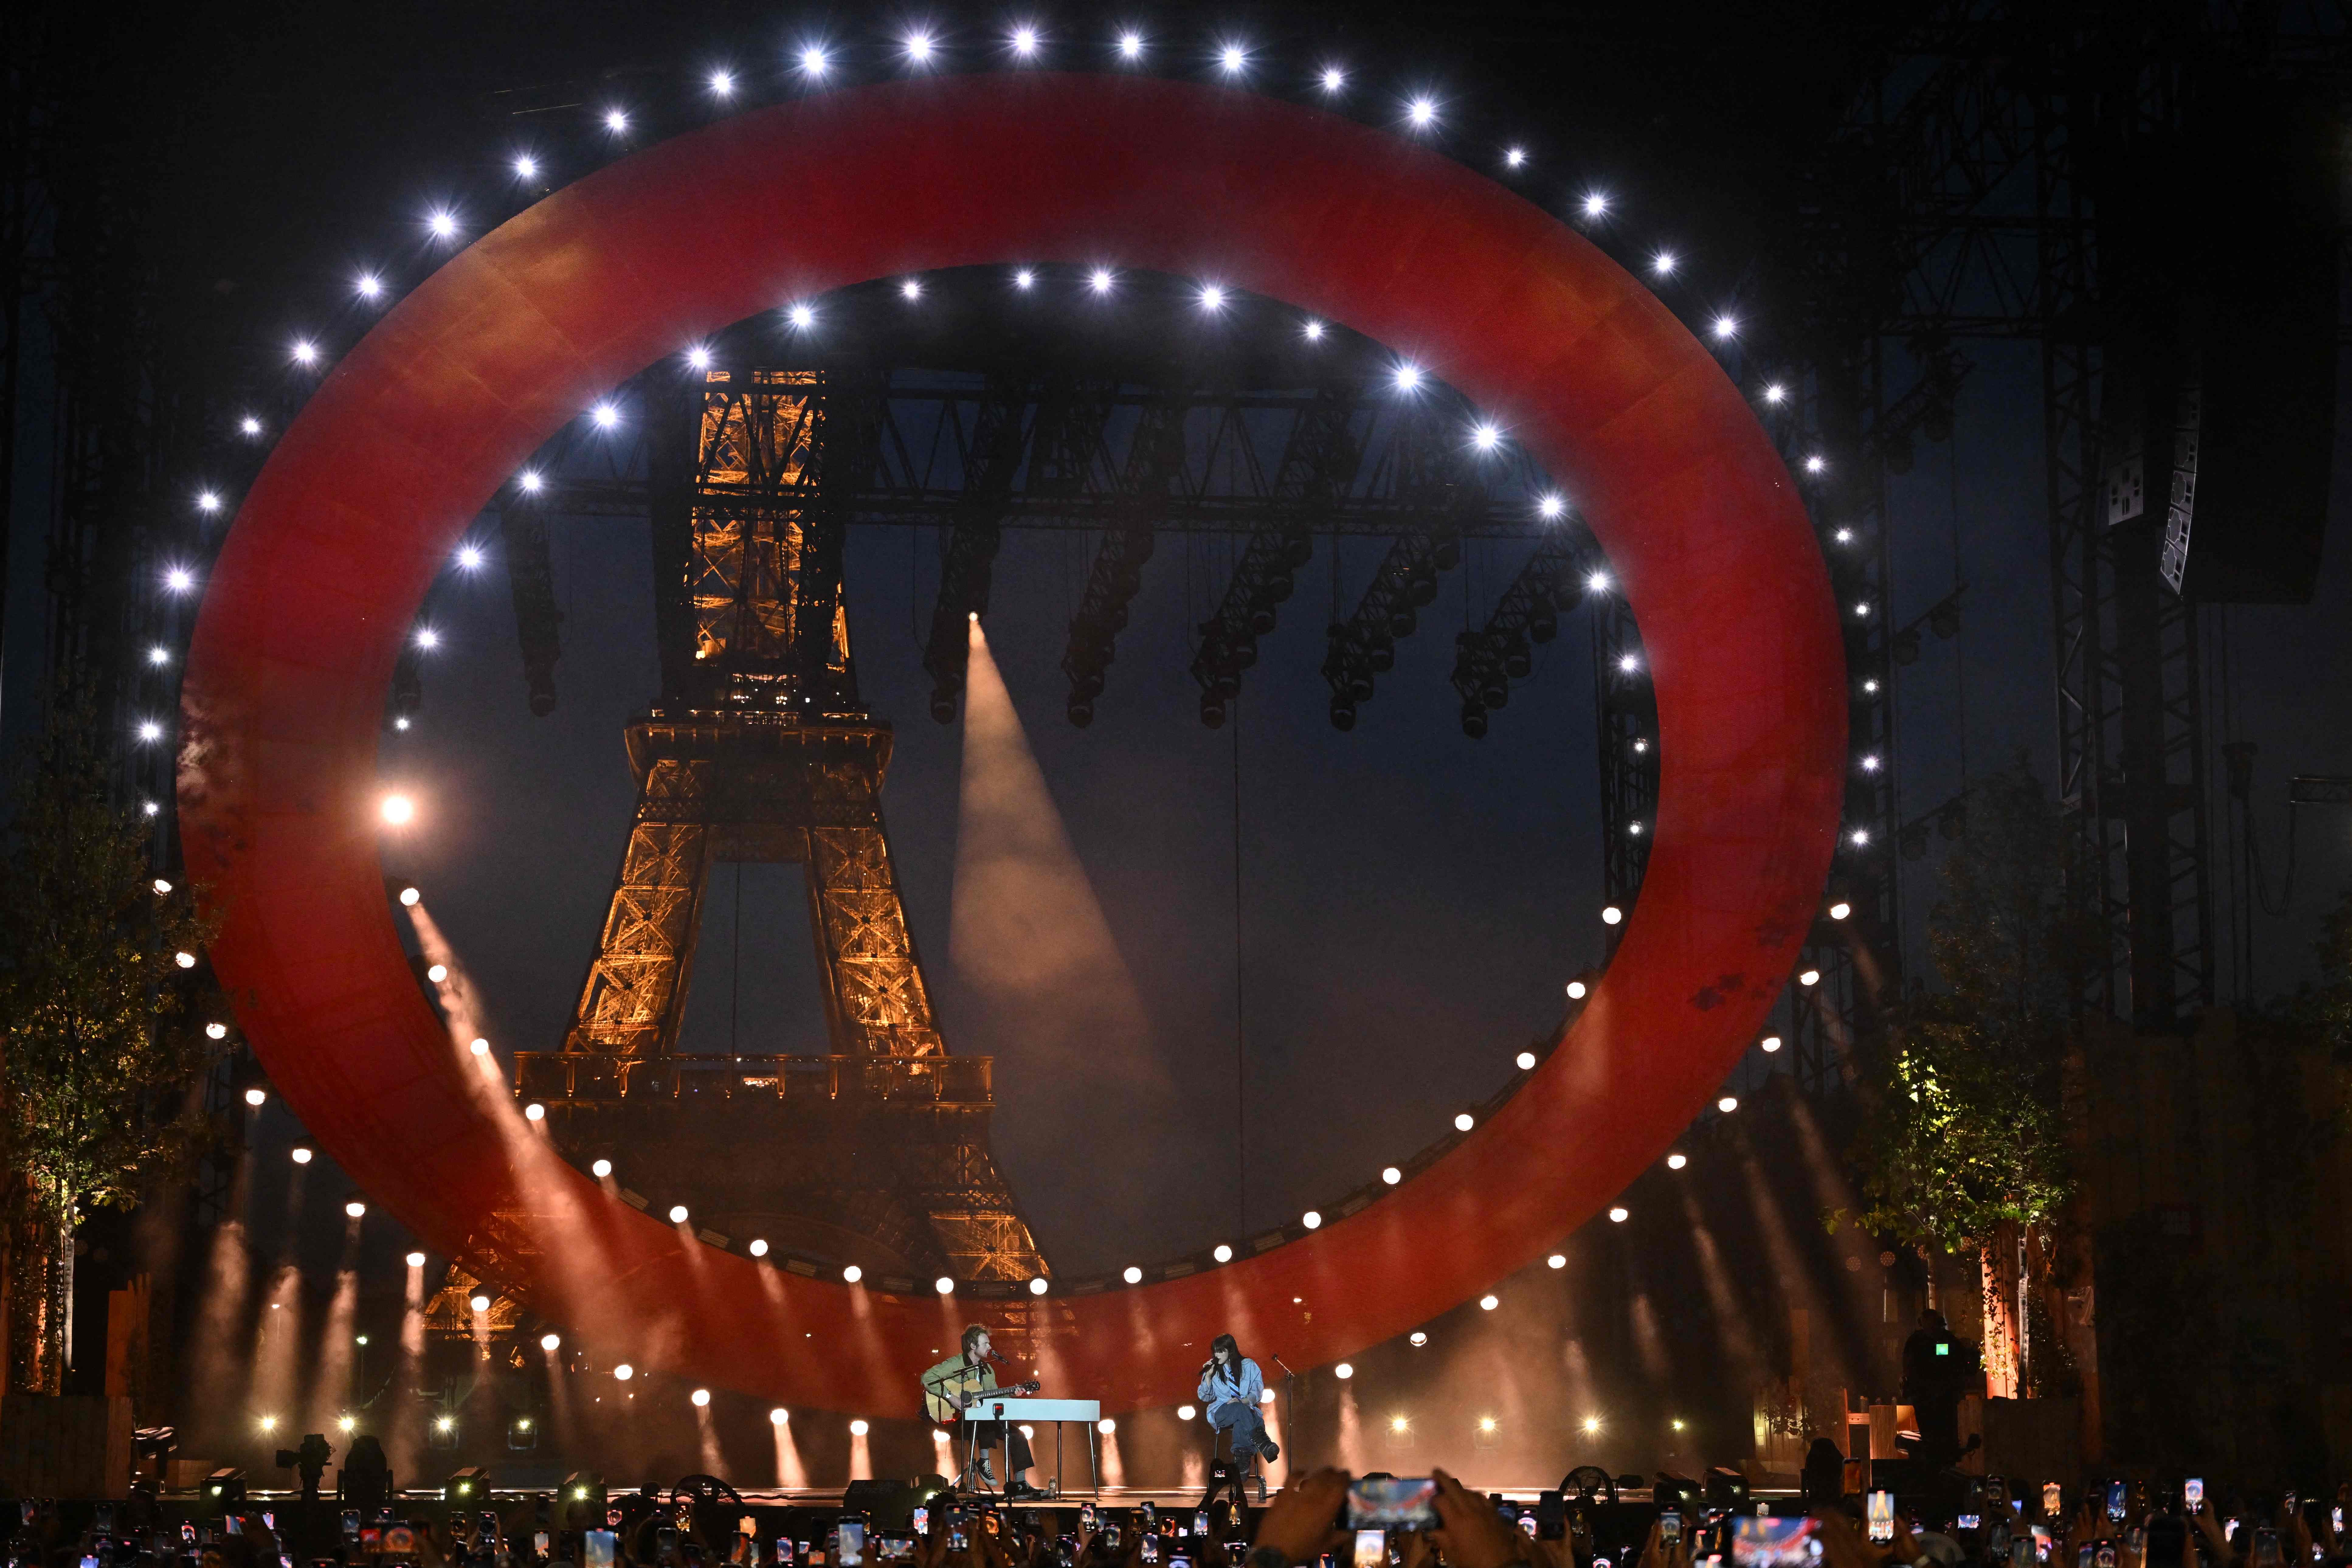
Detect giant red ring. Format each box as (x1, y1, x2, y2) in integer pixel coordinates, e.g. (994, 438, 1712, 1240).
(180, 72, 1844, 1415)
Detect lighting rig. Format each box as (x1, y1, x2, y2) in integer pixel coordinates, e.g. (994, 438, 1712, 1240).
(1187, 387, 1354, 729)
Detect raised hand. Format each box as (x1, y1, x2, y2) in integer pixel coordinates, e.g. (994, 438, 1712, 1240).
(2190, 1509, 2233, 1568)
(1254, 1470, 1354, 1568)
(1811, 1508, 1891, 1568)
(1428, 1471, 1530, 1568)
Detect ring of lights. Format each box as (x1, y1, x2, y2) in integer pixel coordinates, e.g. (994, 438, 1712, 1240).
(179, 72, 1843, 1415)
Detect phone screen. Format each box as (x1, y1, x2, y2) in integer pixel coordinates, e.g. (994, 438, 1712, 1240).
(1348, 1480, 1440, 1532)
(1354, 1532, 1386, 1568)
(1867, 1495, 1894, 1545)
(1662, 1514, 1682, 1546)
(1731, 1521, 1821, 1568)
(585, 1533, 617, 1568)
(1960, 1517, 1982, 1533)
(776, 1542, 796, 1566)
(911, 1511, 928, 1538)
(2254, 1532, 2283, 1568)
(838, 1525, 865, 1568)
(535, 1535, 551, 1556)
(2044, 1486, 2063, 1518)
(1102, 1530, 1119, 1553)
(2106, 1484, 2127, 1523)
(2012, 1542, 2033, 1568)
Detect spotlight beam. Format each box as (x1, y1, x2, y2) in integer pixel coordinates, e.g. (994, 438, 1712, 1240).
(952, 620, 1171, 1239)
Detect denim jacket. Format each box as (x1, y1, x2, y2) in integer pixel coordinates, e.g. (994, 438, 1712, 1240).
(1197, 1355, 1263, 1416)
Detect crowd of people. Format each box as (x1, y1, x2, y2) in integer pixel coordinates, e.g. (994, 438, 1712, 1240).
(9, 1466, 2347, 1568)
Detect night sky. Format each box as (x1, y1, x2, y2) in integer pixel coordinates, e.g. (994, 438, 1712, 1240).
(11, 0, 2351, 1290)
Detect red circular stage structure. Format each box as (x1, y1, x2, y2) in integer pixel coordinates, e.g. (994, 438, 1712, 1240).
(178, 72, 1844, 1417)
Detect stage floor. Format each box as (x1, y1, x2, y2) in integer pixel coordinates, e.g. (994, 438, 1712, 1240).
(185, 1483, 1670, 1510)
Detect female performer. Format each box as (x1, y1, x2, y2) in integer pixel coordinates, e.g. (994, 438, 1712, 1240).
(1197, 1333, 1280, 1464)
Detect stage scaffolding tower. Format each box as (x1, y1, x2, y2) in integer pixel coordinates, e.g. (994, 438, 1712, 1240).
(1735, 1, 2343, 1079)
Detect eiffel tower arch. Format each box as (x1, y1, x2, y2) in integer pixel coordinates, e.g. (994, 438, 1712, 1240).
(512, 363, 1047, 1284)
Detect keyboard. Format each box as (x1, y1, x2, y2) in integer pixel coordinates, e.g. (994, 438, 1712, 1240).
(962, 1397, 1100, 1423)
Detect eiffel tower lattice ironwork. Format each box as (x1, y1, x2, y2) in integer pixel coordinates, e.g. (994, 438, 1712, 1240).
(512, 363, 1047, 1284)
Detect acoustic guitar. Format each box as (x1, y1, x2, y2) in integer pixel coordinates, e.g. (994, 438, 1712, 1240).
(925, 1374, 1041, 1423)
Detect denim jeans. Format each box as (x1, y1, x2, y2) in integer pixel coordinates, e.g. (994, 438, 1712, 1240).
(1208, 1399, 1272, 1459)
(961, 1417, 1034, 1477)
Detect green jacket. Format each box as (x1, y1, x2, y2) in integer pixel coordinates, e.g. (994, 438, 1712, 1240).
(922, 1353, 996, 1419)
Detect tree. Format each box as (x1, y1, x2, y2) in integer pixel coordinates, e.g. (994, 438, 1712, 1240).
(0, 694, 218, 1392)
(1850, 764, 2093, 1254)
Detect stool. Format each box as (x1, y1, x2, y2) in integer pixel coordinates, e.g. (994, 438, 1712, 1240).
(1200, 1416, 1266, 1507)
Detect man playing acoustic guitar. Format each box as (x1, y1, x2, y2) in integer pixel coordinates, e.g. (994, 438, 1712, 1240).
(921, 1325, 1045, 1499)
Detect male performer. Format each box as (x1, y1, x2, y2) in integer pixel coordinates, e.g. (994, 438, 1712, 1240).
(922, 1325, 1044, 1499)
(1197, 1334, 1280, 1464)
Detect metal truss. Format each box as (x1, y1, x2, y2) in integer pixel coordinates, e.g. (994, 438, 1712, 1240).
(1729, 2, 2352, 1080)
(918, 373, 1037, 720)
(1063, 393, 1186, 725)
(498, 498, 562, 716)
(526, 385, 1548, 537)
(2036, 33, 2217, 1029)
(1317, 390, 1507, 730)
(1449, 531, 1598, 739)
(1188, 386, 1362, 727)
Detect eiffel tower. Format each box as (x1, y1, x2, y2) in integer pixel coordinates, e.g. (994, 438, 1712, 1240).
(512, 362, 1047, 1284)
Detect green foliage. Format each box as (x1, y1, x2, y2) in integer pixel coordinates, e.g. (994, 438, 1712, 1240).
(0, 694, 220, 1221)
(1853, 1010, 2071, 1253)
(1849, 764, 2088, 1254)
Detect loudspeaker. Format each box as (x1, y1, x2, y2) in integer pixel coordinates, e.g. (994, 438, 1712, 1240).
(2100, 67, 2339, 605)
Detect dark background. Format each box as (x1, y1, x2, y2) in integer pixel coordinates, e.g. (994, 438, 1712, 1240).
(7, 0, 2350, 1468)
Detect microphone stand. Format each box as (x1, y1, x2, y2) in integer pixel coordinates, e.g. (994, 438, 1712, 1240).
(1269, 1356, 1300, 1493)
(924, 1361, 992, 1497)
